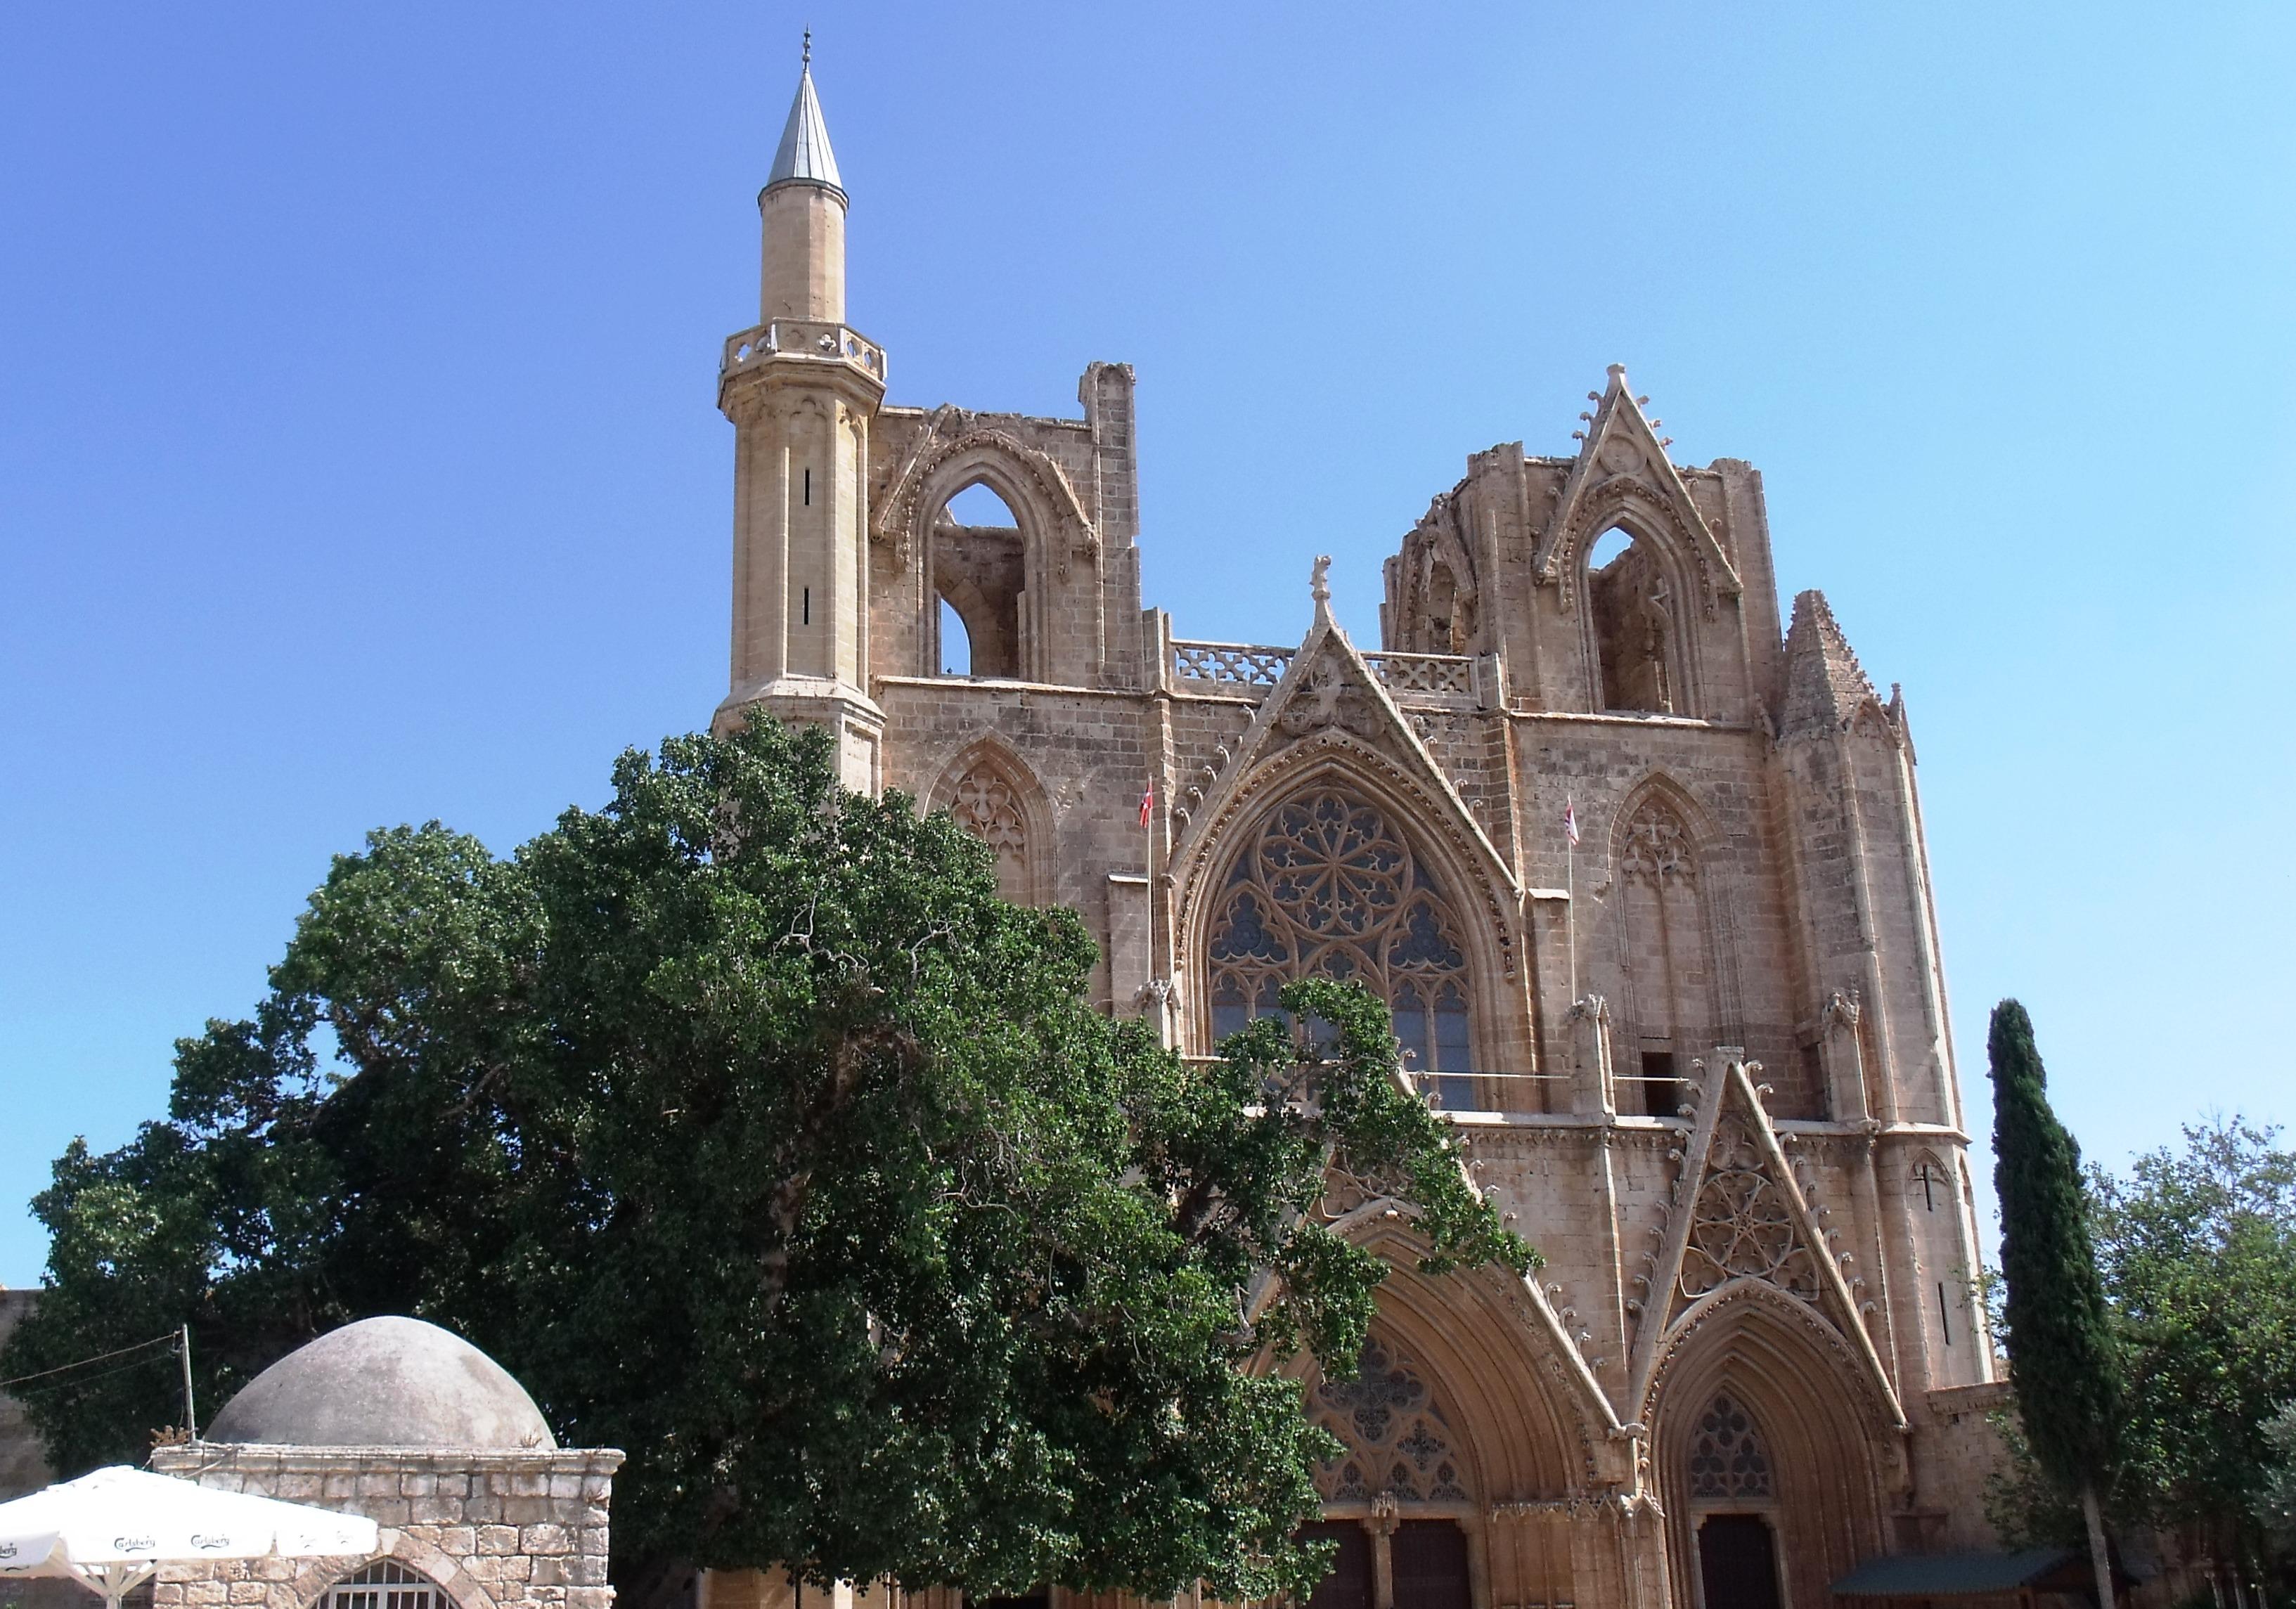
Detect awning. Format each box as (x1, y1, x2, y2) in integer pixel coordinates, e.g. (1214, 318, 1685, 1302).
(1831, 1549, 2084, 1598)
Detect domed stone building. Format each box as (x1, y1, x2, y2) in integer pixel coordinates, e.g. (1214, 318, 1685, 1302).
(148, 1318, 620, 1609)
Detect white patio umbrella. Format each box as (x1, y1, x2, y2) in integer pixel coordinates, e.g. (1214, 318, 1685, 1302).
(0, 1466, 380, 1609)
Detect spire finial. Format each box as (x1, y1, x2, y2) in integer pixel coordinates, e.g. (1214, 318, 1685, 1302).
(767, 34, 843, 195)
(1310, 554, 1332, 614)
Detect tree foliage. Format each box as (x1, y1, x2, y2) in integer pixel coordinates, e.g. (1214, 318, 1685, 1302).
(2, 717, 1531, 1603)
(2092, 1121, 2296, 1577)
(2259, 1404, 2296, 1560)
(1989, 1000, 2121, 1486)
(1988, 999, 2120, 1605)
(1980, 1097, 2296, 1594)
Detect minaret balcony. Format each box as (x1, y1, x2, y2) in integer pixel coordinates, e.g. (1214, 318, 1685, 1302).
(718, 319, 886, 388)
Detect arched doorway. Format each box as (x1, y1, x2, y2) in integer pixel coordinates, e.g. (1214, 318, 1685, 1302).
(1686, 1392, 1784, 1609)
(1696, 1513, 1782, 1609)
(1652, 1302, 1894, 1609)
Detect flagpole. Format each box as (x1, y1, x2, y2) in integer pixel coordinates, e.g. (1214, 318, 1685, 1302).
(1566, 829, 1578, 1004)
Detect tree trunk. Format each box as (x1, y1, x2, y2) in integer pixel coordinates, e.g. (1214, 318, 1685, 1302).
(2080, 1482, 2116, 1609)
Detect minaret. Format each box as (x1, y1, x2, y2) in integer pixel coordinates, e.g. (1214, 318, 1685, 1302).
(714, 37, 889, 792)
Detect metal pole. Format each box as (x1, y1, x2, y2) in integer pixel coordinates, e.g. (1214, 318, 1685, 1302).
(1566, 834, 1578, 1004)
(179, 1322, 197, 1440)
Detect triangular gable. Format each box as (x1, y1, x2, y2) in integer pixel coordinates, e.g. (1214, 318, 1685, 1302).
(1532, 365, 1741, 611)
(1168, 568, 1523, 974)
(1625, 1055, 1903, 1427)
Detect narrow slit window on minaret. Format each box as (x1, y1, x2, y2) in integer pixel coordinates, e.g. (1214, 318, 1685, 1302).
(1938, 1282, 1953, 1345)
(802, 586, 811, 626)
(804, 467, 811, 506)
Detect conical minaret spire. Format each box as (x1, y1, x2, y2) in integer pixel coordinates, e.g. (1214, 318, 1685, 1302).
(756, 37, 848, 322)
(768, 32, 844, 198)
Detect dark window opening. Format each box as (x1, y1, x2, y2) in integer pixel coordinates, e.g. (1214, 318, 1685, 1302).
(1914, 1161, 1944, 1211)
(1639, 1049, 1679, 1117)
(803, 467, 811, 506)
(1938, 1281, 1953, 1345)
(1696, 1514, 1782, 1609)
(801, 586, 810, 626)
(1296, 1522, 1372, 1609)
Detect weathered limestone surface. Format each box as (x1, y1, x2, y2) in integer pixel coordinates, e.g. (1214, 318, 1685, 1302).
(146, 1447, 621, 1609)
(718, 58, 2010, 1605)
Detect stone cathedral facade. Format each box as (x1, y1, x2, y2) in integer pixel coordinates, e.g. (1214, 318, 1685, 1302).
(707, 58, 2008, 1609)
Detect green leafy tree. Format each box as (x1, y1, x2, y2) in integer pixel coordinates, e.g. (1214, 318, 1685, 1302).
(2093, 1122, 2296, 1593)
(2259, 1404, 2296, 1563)
(4, 717, 1531, 1606)
(1989, 1000, 2120, 1609)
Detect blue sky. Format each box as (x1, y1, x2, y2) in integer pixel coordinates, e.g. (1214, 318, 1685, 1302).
(2, 3, 2291, 1285)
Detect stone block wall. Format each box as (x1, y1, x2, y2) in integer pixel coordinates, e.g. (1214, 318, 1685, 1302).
(0, 1290, 56, 1503)
(148, 1446, 622, 1609)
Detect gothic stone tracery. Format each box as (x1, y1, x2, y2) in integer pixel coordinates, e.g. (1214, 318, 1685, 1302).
(1311, 1339, 1471, 1504)
(1208, 785, 1475, 1105)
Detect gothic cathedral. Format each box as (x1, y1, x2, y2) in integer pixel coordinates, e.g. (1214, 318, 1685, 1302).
(711, 56, 2006, 1609)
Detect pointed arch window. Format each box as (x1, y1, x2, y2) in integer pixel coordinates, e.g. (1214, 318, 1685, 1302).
(1206, 786, 1476, 1106)
(1309, 1338, 1471, 1504)
(1613, 794, 1717, 1116)
(940, 755, 1038, 905)
(1586, 523, 1684, 715)
(929, 479, 1024, 678)
(1686, 1391, 1774, 1502)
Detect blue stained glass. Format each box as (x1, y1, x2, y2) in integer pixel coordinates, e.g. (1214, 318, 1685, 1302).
(1202, 785, 1477, 1102)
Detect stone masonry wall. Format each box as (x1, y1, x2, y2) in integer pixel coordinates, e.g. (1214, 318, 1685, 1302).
(148, 1447, 621, 1609)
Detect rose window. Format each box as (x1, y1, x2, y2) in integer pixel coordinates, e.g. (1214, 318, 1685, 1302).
(1206, 787, 1475, 1106)
(1680, 1117, 1820, 1299)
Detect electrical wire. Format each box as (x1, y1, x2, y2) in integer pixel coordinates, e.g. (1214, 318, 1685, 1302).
(0, 1329, 182, 1391)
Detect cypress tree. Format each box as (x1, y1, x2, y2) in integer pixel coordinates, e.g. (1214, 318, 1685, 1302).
(1990, 998, 2120, 1608)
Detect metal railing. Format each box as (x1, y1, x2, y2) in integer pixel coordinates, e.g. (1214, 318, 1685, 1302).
(1406, 1068, 1571, 1113)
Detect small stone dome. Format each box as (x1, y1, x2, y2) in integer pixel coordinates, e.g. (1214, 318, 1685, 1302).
(205, 1315, 557, 1449)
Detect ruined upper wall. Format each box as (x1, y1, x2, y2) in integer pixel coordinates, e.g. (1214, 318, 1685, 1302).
(1381, 370, 1788, 727)
(866, 363, 1144, 692)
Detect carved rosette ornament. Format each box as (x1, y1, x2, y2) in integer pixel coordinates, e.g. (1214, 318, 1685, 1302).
(1618, 801, 1695, 884)
(1681, 1115, 1821, 1301)
(1277, 656, 1381, 739)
